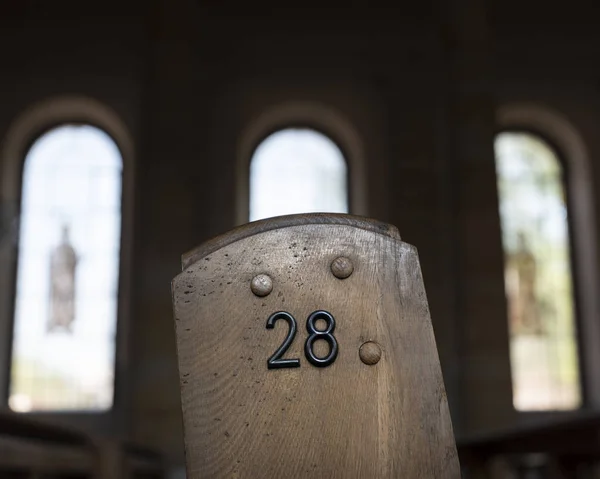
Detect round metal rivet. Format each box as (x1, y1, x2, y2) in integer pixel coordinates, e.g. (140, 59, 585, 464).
(359, 341, 382, 365)
(330, 256, 353, 279)
(251, 274, 273, 297)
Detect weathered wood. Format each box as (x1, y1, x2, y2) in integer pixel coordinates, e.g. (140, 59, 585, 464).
(181, 213, 400, 270)
(172, 214, 460, 479)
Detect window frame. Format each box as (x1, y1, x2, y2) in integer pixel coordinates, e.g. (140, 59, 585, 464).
(495, 126, 586, 412)
(236, 101, 368, 225)
(248, 123, 351, 222)
(495, 101, 600, 419)
(0, 96, 134, 436)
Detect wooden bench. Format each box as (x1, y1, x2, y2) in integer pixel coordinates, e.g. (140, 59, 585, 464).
(0, 410, 165, 478)
(458, 411, 600, 478)
(172, 213, 460, 478)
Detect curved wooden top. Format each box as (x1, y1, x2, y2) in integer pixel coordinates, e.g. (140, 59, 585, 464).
(181, 213, 401, 270)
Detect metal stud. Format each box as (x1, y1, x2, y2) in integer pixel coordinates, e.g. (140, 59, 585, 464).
(330, 256, 354, 279)
(359, 341, 382, 365)
(251, 274, 273, 297)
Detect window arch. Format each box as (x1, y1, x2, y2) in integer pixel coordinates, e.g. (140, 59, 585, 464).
(495, 131, 581, 411)
(249, 128, 348, 221)
(8, 124, 123, 412)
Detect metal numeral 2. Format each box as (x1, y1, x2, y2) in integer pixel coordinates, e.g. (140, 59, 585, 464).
(266, 310, 338, 369)
(265, 312, 300, 369)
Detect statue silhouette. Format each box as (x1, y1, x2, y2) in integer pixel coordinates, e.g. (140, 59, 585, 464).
(48, 224, 78, 332)
(506, 232, 542, 335)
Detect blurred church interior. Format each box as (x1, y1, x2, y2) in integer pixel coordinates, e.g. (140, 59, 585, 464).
(1, 0, 600, 477)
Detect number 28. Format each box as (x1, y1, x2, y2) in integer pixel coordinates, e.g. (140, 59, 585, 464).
(266, 310, 338, 369)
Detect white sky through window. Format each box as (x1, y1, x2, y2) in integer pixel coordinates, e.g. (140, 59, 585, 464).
(495, 131, 580, 411)
(250, 128, 348, 221)
(10, 124, 122, 412)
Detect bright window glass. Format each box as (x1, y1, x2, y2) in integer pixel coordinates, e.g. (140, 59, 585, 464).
(250, 128, 348, 221)
(495, 131, 581, 411)
(9, 124, 122, 412)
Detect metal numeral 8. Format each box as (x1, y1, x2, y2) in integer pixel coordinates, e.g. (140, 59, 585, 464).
(304, 310, 338, 367)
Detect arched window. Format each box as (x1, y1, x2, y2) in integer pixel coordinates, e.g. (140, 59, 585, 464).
(249, 128, 348, 221)
(495, 131, 581, 411)
(9, 124, 122, 412)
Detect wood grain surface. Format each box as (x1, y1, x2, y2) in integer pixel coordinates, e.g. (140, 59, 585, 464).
(172, 214, 460, 478)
